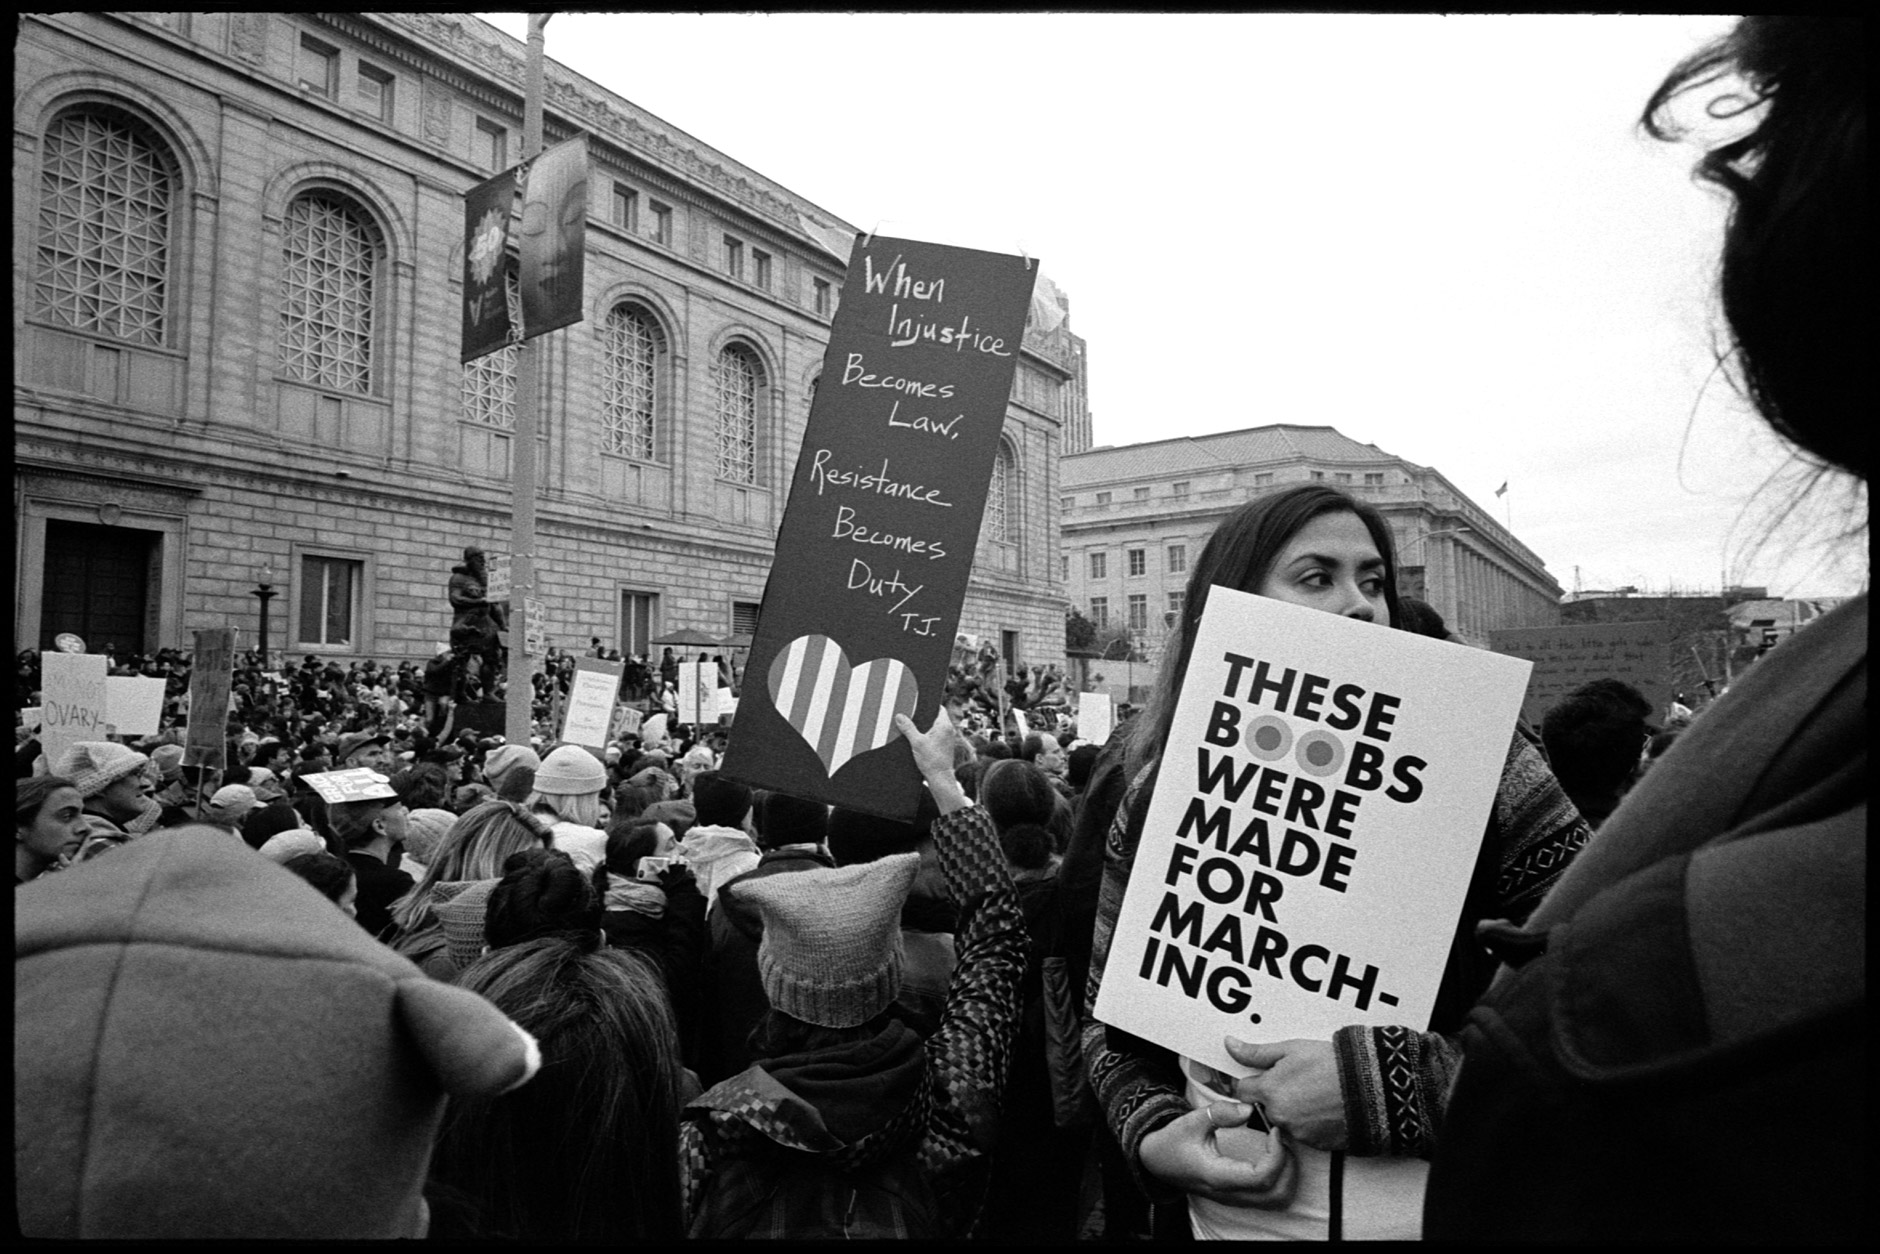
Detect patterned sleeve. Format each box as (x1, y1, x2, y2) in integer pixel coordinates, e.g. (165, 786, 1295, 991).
(1332, 729, 1592, 1158)
(1080, 763, 1191, 1204)
(916, 805, 1029, 1218)
(679, 1114, 712, 1223)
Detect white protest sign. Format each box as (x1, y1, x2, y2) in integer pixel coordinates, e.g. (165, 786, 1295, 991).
(300, 768, 398, 804)
(560, 656, 624, 748)
(1091, 587, 1530, 1077)
(716, 690, 738, 722)
(1080, 690, 1115, 746)
(675, 661, 715, 726)
(642, 711, 669, 749)
(105, 676, 169, 737)
(40, 652, 109, 769)
(611, 704, 644, 741)
(483, 552, 511, 601)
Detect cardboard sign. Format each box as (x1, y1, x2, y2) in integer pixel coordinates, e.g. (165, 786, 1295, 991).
(675, 661, 719, 726)
(483, 552, 511, 602)
(39, 651, 108, 769)
(561, 656, 624, 749)
(518, 136, 587, 338)
(721, 236, 1038, 819)
(1488, 619, 1668, 727)
(105, 676, 168, 737)
(183, 629, 235, 771)
(1079, 690, 1115, 747)
(300, 768, 398, 805)
(1091, 588, 1531, 1077)
(523, 597, 547, 656)
(461, 165, 518, 362)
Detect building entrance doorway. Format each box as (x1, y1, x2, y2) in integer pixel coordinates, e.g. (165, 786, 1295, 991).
(39, 520, 157, 655)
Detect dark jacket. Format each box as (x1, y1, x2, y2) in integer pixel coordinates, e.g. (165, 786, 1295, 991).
(602, 872, 708, 1068)
(701, 846, 837, 1087)
(680, 806, 1025, 1238)
(1426, 595, 1866, 1242)
(344, 848, 415, 943)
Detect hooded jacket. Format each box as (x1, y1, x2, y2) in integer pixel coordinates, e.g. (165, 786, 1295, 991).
(678, 824, 761, 912)
(680, 806, 1024, 1238)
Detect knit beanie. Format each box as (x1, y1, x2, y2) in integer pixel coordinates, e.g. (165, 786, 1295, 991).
(53, 742, 151, 799)
(150, 743, 186, 783)
(740, 852, 920, 1029)
(14, 827, 539, 1238)
(481, 743, 541, 788)
(257, 828, 326, 865)
(531, 745, 605, 797)
(402, 808, 458, 866)
(434, 879, 502, 971)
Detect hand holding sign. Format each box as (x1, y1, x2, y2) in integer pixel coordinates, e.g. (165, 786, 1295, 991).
(1219, 1037, 1347, 1153)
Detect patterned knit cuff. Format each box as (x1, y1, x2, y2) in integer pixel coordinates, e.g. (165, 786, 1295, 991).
(932, 806, 1009, 902)
(1334, 1024, 1434, 1158)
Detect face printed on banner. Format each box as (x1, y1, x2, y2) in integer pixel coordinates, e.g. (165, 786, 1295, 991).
(1256, 513, 1388, 624)
(519, 146, 587, 324)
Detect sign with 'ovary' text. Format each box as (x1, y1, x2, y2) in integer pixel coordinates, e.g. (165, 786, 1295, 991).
(721, 236, 1037, 819)
(1092, 587, 1531, 1076)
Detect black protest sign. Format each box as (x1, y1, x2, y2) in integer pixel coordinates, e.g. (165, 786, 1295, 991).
(461, 167, 518, 363)
(721, 236, 1037, 819)
(1488, 619, 1669, 726)
(518, 137, 587, 339)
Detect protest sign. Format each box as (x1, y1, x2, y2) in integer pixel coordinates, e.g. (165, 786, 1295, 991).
(483, 552, 511, 602)
(721, 236, 1037, 819)
(300, 769, 398, 805)
(104, 676, 168, 738)
(39, 652, 108, 769)
(523, 597, 547, 656)
(1011, 707, 1031, 740)
(1079, 690, 1115, 747)
(611, 704, 644, 742)
(560, 656, 624, 749)
(1488, 619, 1668, 727)
(675, 661, 716, 726)
(183, 629, 235, 771)
(1091, 588, 1531, 1077)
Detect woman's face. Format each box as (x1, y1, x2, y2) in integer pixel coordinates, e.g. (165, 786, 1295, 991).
(1254, 512, 1389, 625)
(651, 822, 677, 858)
(20, 786, 89, 864)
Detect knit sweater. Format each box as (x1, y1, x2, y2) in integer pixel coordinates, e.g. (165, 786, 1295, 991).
(679, 805, 1025, 1237)
(1082, 728, 1589, 1200)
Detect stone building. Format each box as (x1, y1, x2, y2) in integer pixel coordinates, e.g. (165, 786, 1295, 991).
(13, 12, 1081, 672)
(1060, 424, 1562, 692)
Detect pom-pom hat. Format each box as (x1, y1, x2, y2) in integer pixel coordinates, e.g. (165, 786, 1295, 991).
(532, 744, 605, 797)
(739, 852, 920, 1029)
(53, 742, 150, 798)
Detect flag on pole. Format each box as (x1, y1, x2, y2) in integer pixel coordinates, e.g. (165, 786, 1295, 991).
(461, 167, 519, 362)
(1495, 481, 1508, 497)
(518, 136, 588, 338)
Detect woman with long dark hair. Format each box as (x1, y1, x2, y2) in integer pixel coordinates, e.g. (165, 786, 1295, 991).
(1080, 484, 1590, 1239)
(427, 935, 687, 1240)
(1426, 17, 1865, 1241)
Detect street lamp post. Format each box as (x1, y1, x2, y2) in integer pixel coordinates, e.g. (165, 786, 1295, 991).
(253, 565, 277, 713)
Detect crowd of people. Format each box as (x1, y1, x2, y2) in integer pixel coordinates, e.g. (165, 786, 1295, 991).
(13, 16, 1864, 1241)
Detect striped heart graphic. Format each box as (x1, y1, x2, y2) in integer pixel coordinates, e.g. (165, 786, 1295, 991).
(767, 635, 919, 778)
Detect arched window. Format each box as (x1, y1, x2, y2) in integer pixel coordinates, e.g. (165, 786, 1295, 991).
(461, 270, 518, 431)
(279, 191, 381, 394)
(985, 440, 1015, 543)
(715, 344, 760, 484)
(603, 304, 661, 461)
(35, 108, 176, 347)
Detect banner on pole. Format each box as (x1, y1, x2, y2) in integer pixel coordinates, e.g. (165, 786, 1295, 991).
(519, 136, 587, 338)
(461, 166, 519, 362)
(1487, 619, 1668, 727)
(1091, 588, 1530, 1077)
(561, 656, 624, 749)
(39, 652, 108, 770)
(720, 236, 1038, 819)
(183, 629, 236, 771)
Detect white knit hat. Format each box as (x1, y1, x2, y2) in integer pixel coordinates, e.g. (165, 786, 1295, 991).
(54, 742, 151, 799)
(531, 745, 605, 797)
(740, 852, 920, 1029)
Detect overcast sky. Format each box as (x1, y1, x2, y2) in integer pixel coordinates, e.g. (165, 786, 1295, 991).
(477, 12, 1866, 600)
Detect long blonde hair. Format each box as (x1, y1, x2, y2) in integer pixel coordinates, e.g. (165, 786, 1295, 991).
(389, 800, 551, 935)
(528, 790, 601, 830)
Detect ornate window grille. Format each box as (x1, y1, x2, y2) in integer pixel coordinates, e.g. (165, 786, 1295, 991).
(715, 346, 758, 484)
(461, 273, 518, 430)
(279, 193, 377, 394)
(985, 443, 1013, 542)
(603, 305, 658, 460)
(35, 110, 173, 347)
